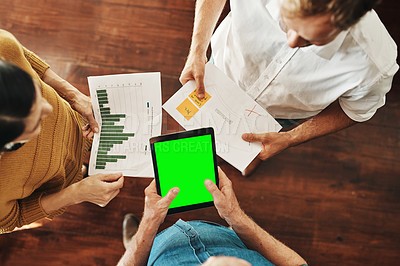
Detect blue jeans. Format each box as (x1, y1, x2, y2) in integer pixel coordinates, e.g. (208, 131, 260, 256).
(148, 219, 273, 265)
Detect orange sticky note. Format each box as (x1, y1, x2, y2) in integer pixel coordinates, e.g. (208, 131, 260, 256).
(189, 89, 212, 108)
(176, 98, 199, 120)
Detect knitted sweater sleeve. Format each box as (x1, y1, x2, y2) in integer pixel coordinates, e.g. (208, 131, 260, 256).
(22, 46, 50, 78)
(0, 190, 65, 233)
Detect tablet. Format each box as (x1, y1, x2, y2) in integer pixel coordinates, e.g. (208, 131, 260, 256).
(150, 127, 219, 214)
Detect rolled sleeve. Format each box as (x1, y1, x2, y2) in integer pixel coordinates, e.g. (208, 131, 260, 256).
(339, 65, 398, 122)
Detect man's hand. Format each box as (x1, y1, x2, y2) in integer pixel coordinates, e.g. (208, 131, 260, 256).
(74, 173, 124, 207)
(242, 132, 293, 161)
(117, 181, 179, 266)
(204, 168, 245, 226)
(179, 55, 207, 99)
(206, 171, 308, 266)
(142, 180, 179, 226)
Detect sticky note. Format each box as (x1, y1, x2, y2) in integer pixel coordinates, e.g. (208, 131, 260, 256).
(176, 98, 199, 120)
(189, 89, 212, 108)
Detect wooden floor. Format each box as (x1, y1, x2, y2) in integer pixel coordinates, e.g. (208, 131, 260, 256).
(1, 1, 399, 265)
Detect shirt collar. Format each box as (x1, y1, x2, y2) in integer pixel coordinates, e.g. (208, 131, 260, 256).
(300, 29, 349, 60)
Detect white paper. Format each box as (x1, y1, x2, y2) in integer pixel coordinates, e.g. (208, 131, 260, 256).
(88, 72, 162, 177)
(163, 63, 282, 173)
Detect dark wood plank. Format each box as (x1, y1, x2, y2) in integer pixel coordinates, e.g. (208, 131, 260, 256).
(0, 0, 195, 77)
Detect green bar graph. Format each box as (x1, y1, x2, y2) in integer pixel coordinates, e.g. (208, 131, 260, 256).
(95, 89, 135, 169)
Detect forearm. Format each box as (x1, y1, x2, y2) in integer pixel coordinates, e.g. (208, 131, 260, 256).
(42, 68, 83, 104)
(286, 100, 356, 147)
(189, 0, 227, 58)
(117, 215, 161, 266)
(40, 183, 81, 214)
(229, 211, 307, 266)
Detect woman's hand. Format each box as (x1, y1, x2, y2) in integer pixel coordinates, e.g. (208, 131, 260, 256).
(74, 173, 124, 207)
(69, 92, 99, 140)
(41, 172, 124, 214)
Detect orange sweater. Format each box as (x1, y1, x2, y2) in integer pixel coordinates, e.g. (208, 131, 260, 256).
(0, 30, 90, 233)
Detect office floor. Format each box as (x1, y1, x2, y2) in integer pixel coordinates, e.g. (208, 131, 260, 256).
(0, 0, 399, 265)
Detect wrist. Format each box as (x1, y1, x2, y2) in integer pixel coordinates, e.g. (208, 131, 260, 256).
(53, 79, 80, 105)
(281, 130, 298, 148)
(41, 185, 80, 214)
(229, 210, 254, 233)
(188, 43, 207, 61)
(64, 87, 81, 105)
(66, 182, 84, 205)
(140, 214, 163, 231)
(225, 207, 247, 227)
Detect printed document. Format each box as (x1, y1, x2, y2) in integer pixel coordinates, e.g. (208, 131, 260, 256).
(163, 63, 282, 173)
(88, 73, 162, 177)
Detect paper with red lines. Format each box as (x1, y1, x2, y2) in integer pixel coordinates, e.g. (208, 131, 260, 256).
(163, 63, 281, 173)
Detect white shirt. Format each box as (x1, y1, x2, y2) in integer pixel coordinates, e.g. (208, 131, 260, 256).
(211, 0, 398, 121)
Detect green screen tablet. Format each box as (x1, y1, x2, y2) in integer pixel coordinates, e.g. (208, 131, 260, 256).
(150, 127, 219, 214)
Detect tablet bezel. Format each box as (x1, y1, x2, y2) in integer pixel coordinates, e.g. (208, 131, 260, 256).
(150, 127, 219, 214)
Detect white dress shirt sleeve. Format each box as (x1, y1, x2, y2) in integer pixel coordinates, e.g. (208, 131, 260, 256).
(339, 63, 399, 122)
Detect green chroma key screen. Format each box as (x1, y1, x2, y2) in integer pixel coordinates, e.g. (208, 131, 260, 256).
(150, 128, 218, 214)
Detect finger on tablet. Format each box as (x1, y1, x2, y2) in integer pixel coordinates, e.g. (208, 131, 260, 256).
(164, 187, 179, 203)
(205, 179, 222, 198)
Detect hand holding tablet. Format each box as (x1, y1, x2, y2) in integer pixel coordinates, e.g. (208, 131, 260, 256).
(150, 127, 219, 214)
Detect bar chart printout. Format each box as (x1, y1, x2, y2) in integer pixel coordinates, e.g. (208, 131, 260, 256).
(88, 73, 162, 177)
(95, 89, 133, 170)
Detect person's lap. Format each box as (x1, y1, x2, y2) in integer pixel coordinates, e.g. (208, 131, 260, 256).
(148, 219, 273, 265)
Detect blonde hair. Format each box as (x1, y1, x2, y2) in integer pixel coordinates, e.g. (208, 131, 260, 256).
(281, 0, 380, 30)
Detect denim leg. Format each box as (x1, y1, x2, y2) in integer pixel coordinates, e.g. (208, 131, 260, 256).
(175, 219, 212, 263)
(148, 220, 273, 266)
(148, 219, 211, 265)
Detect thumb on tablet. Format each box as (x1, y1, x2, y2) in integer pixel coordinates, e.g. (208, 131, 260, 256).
(163, 187, 180, 205)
